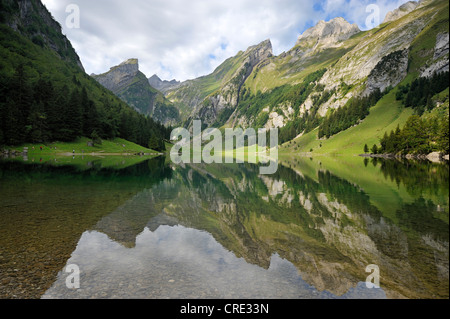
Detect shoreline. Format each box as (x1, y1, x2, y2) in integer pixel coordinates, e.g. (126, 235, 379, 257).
(0, 152, 164, 159)
(58, 152, 164, 157)
(359, 152, 450, 163)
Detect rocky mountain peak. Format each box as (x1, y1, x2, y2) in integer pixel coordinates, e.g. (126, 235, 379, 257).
(243, 39, 273, 67)
(120, 58, 139, 66)
(149, 74, 161, 82)
(109, 58, 139, 75)
(249, 39, 272, 50)
(148, 74, 181, 93)
(245, 39, 273, 57)
(296, 17, 360, 45)
(383, 1, 420, 24)
(92, 58, 141, 94)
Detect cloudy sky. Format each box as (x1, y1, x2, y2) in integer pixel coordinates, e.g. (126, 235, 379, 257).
(42, 0, 410, 82)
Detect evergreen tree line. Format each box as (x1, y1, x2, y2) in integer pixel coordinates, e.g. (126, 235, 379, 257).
(318, 88, 384, 139)
(0, 64, 170, 151)
(396, 71, 449, 115)
(370, 72, 450, 156)
(371, 114, 449, 155)
(277, 69, 328, 144)
(278, 108, 321, 145)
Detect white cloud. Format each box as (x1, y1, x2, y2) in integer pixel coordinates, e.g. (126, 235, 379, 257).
(41, 0, 408, 81)
(320, 0, 413, 30)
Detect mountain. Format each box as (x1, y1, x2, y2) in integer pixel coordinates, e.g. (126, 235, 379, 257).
(0, 0, 84, 70)
(162, 39, 273, 127)
(160, 0, 448, 155)
(92, 58, 140, 94)
(383, 1, 420, 24)
(158, 19, 361, 129)
(92, 59, 180, 127)
(0, 0, 169, 150)
(295, 17, 360, 47)
(148, 74, 181, 93)
(162, 17, 363, 129)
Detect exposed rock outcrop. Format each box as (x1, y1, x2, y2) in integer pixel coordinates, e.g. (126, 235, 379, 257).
(316, 4, 434, 114)
(189, 39, 273, 127)
(296, 17, 360, 47)
(92, 59, 180, 126)
(162, 0, 448, 138)
(148, 74, 181, 94)
(93, 59, 140, 94)
(2, 0, 84, 70)
(383, 1, 420, 24)
(421, 32, 449, 78)
(365, 49, 409, 95)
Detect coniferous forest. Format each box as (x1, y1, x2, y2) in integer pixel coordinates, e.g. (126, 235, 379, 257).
(318, 88, 384, 139)
(374, 72, 450, 155)
(396, 71, 449, 115)
(0, 7, 170, 152)
(0, 63, 170, 151)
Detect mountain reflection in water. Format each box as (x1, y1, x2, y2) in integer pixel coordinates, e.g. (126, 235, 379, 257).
(0, 156, 448, 299)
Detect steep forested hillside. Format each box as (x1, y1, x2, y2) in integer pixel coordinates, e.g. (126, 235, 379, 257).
(0, 0, 169, 151)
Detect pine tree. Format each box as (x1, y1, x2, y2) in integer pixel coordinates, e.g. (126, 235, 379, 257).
(364, 144, 369, 154)
(83, 100, 99, 137)
(27, 101, 49, 143)
(148, 134, 160, 151)
(402, 115, 428, 154)
(64, 89, 83, 140)
(91, 130, 102, 146)
(380, 132, 388, 153)
(371, 144, 378, 155)
(6, 64, 33, 144)
(50, 84, 70, 140)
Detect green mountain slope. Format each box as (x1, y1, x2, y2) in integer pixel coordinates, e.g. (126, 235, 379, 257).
(0, 0, 83, 69)
(92, 59, 180, 127)
(0, 0, 169, 151)
(166, 39, 273, 127)
(280, 89, 415, 155)
(164, 0, 448, 155)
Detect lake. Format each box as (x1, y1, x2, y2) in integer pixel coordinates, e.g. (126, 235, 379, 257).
(0, 155, 448, 299)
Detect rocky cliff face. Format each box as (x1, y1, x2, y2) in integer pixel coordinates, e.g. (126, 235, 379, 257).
(175, 19, 361, 128)
(421, 32, 449, 78)
(295, 17, 360, 48)
(284, 17, 361, 75)
(314, 0, 444, 116)
(364, 49, 410, 95)
(188, 39, 273, 127)
(92, 59, 180, 126)
(93, 59, 140, 94)
(158, 0, 448, 134)
(1, 0, 84, 70)
(148, 74, 181, 94)
(383, 1, 420, 24)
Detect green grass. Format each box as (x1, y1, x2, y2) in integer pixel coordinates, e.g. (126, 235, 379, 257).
(246, 51, 336, 95)
(167, 49, 248, 107)
(281, 89, 414, 155)
(5, 137, 160, 156)
(5, 154, 156, 171)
